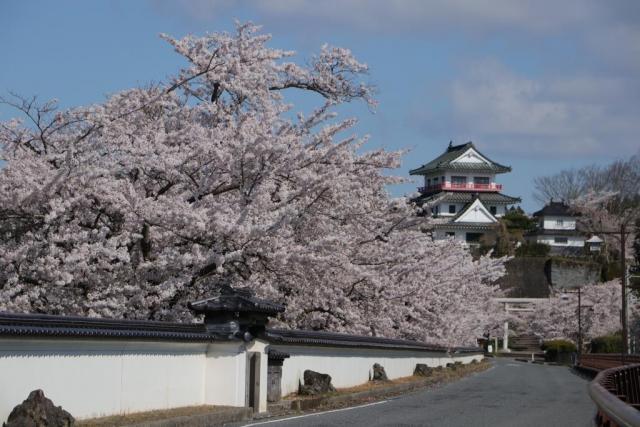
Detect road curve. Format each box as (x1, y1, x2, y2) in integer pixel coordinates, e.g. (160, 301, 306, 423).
(240, 358, 596, 427)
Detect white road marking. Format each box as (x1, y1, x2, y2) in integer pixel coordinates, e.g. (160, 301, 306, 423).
(242, 400, 389, 426)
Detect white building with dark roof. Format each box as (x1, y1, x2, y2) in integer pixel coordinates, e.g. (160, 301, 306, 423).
(410, 141, 520, 243)
(525, 201, 585, 254)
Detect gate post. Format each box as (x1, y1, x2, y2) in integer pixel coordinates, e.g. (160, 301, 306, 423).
(267, 350, 290, 403)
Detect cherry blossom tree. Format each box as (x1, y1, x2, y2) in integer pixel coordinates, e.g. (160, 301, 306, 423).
(518, 280, 629, 342)
(0, 23, 505, 347)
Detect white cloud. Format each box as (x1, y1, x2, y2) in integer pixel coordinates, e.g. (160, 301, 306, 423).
(151, 0, 599, 35)
(418, 60, 640, 157)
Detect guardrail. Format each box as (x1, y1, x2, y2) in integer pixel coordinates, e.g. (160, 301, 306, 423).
(579, 354, 640, 372)
(589, 364, 640, 427)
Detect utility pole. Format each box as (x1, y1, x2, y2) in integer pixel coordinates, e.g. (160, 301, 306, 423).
(621, 224, 628, 363)
(591, 226, 630, 363)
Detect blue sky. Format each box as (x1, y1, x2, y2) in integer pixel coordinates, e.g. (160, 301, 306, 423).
(2, 1, 639, 212)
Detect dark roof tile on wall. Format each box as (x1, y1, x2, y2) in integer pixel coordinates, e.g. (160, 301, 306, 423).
(0, 312, 483, 354)
(0, 312, 213, 342)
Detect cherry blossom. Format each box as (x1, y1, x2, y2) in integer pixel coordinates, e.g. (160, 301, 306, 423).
(0, 23, 505, 347)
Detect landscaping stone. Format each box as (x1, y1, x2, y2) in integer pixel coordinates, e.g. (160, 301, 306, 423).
(372, 363, 388, 381)
(413, 363, 433, 377)
(5, 389, 74, 427)
(299, 370, 335, 395)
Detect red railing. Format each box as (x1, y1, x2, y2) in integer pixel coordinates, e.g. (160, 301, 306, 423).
(579, 354, 640, 372)
(589, 363, 640, 427)
(418, 183, 503, 193)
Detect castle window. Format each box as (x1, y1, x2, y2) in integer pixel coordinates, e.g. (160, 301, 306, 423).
(451, 176, 467, 184)
(554, 237, 568, 244)
(489, 206, 497, 215)
(449, 205, 456, 214)
(474, 176, 490, 185)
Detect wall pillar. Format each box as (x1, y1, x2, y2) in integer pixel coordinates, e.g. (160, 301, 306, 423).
(246, 339, 269, 413)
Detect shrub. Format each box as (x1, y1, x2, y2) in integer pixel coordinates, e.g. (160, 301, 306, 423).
(590, 332, 623, 353)
(601, 262, 623, 282)
(502, 210, 537, 231)
(542, 339, 576, 363)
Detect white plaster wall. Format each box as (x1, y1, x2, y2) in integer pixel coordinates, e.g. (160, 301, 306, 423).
(436, 202, 466, 217)
(275, 345, 482, 397)
(0, 338, 245, 422)
(451, 148, 489, 165)
(0, 337, 482, 420)
(434, 229, 466, 241)
(204, 341, 247, 407)
(543, 216, 576, 230)
(535, 235, 584, 247)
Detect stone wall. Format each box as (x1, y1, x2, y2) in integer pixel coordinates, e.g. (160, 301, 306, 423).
(548, 258, 601, 289)
(498, 257, 601, 297)
(498, 257, 551, 298)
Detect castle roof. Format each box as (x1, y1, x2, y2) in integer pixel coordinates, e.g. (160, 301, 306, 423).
(532, 201, 577, 218)
(409, 142, 511, 175)
(414, 191, 521, 206)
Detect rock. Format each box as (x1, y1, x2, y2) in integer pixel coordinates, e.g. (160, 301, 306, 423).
(372, 363, 388, 381)
(4, 389, 74, 427)
(299, 370, 335, 395)
(413, 363, 433, 377)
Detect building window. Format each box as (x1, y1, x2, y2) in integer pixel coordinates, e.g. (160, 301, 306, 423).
(466, 232, 483, 243)
(433, 177, 439, 184)
(489, 206, 497, 215)
(451, 176, 467, 184)
(474, 176, 490, 185)
(446, 232, 455, 238)
(556, 219, 564, 226)
(554, 237, 568, 244)
(449, 205, 456, 214)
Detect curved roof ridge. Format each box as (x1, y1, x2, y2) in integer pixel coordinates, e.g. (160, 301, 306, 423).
(410, 141, 511, 175)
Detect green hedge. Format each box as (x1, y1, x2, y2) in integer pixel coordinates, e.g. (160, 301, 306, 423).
(590, 332, 623, 353)
(542, 339, 576, 363)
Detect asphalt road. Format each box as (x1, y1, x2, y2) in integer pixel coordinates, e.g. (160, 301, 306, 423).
(241, 358, 596, 427)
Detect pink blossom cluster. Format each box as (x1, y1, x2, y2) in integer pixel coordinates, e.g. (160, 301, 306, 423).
(517, 280, 630, 341)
